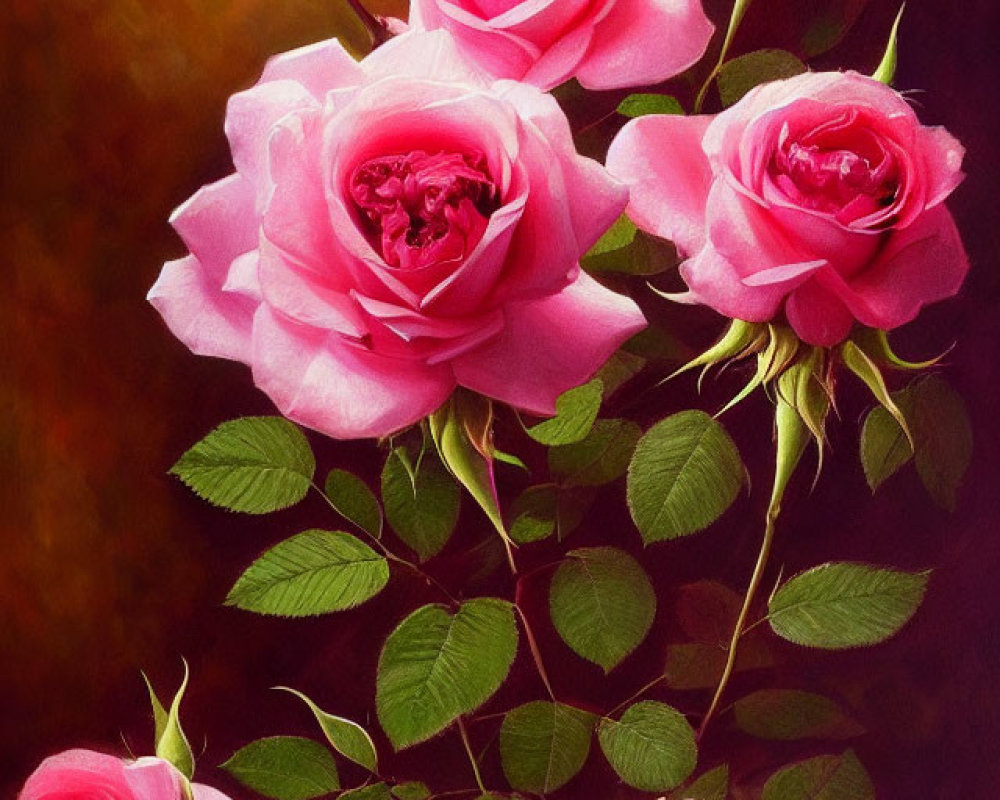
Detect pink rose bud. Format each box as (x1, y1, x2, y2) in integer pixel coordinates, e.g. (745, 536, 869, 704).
(408, 0, 715, 91)
(19, 750, 230, 800)
(607, 70, 969, 346)
(148, 31, 646, 439)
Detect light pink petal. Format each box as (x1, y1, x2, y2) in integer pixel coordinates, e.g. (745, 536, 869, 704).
(124, 757, 185, 798)
(785, 277, 856, 346)
(361, 28, 491, 85)
(192, 784, 234, 800)
(260, 38, 364, 101)
(20, 750, 130, 799)
(575, 0, 714, 90)
(818, 206, 969, 331)
(251, 306, 455, 439)
(679, 244, 791, 322)
(225, 80, 318, 204)
(606, 113, 713, 256)
(497, 80, 628, 251)
(169, 173, 258, 284)
(148, 256, 256, 363)
(520, 22, 594, 90)
(223, 250, 263, 303)
(452, 271, 646, 415)
(920, 125, 966, 208)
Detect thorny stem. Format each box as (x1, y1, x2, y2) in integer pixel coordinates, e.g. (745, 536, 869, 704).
(311, 483, 459, 606)
(693, 0, 755, 113)
(697, 504, 778, 739)
(457, 717, 486, 794)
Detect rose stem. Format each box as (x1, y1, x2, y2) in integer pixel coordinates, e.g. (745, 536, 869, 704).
(697, 394, 806, 739)
(694, 0, 755, 113)
(457, 717, 487, 794)
(346, 0, 392, 46)
(311, 483, 459, 607)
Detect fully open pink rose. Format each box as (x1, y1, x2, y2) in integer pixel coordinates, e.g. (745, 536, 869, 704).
(149, 31, 646, 438)
(407, 0, 714, 91)
(607, 71, 969, 346)
(19, 750, 230, 800)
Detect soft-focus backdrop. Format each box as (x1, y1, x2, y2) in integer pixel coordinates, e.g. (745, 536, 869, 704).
(3, 0, 999, 796)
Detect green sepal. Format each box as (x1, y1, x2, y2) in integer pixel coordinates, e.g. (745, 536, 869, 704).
(667, 319, 763, 383)
(142, 671, 169, 750)
(855, 328, 949, 371)
(771, 380, 810, 518)
(154, 660, 195, 780)
(840, 340, 913, 448)
(774, 352, 831, 480)
(429, 393, 515, 561)
(873, 5, 905, 85)
(716, 324, 799, 417)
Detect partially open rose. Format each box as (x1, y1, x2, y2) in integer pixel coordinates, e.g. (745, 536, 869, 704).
(149, 31, 645, 438)
(19, 750, 229, 800)
(407, 0, 714, 91)
(607, 71, 968, 345)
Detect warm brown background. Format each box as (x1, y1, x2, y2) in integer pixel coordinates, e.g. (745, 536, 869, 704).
(2, 0, 999, 797)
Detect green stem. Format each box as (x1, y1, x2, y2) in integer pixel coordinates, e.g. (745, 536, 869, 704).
(606, 673, 667, 719)
(693, 0, 754, 113)
(457, 717, 486, 794)
(697, 393, 808, 739)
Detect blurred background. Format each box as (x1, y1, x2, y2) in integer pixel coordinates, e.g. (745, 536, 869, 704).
(2, 0, 998, 796)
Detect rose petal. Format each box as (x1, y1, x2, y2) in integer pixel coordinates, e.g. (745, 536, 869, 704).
(818, 206, 969, 330)
(168, 173, 257, 284)
(251, 306, 455, 439)
(193, 783, 234, 800)
(260, 37, 365, 101)
(679, 244, 797, 322)
(452, 271, 646, 414)
(148, 256, 256, 363)
(520, 21, 595, 90)
(124, 757, 185, 798)
(785, 277, 856, 346)
(920, 125, 966, 208)
(19, 750, 130, 799)
(362, 28, 491, 85)
(606, 113, 713, 256)
(575, 0, 715, 90)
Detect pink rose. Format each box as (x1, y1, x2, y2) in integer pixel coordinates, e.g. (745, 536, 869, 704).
(19, 750, 230, 800)
(149, 31, 646, 438)
(407, 0, 714, 91)
(606, 71, 969, 346)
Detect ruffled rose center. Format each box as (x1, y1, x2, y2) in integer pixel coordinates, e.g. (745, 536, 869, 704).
(350, 150, 499, 271)
(771, 120, 898, 225)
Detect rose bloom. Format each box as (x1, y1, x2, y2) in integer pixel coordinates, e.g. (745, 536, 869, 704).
(19, 750, 230, 800)
(606, 71, 969, 346)
(407, 0, 714, 91)
(149, 31, 646, 438)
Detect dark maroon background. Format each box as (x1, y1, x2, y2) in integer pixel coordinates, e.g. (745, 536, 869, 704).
(3, 0, 999, 797)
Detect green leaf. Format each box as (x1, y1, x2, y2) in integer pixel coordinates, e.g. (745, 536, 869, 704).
(391, 783, 430, 800)
(556, 487, 594, 541)
(617, 93, 685, 118)
(718, 49, 808, 107)
(595, 350, 647, 397)
(909, 375, 973, 511)
(733, 690, 864, 741)
(769, 562, 930, 649)
(499, 702, 596, 794)
(226, 530, 389, 617)
(220, 737, 339, 800)
(597, 701, 697, 792)
(509, 485, 558, 544)
(277, 687, 378, 773)
(667, 765, 729, 800)
(376, 597, 518, 749)
(873, 5, 905, 85)
(627, 411, 744, 543)
(585, 214, 637, 257)
(141, 671, 168, 750)
(549, 419, 642, 487)
(155, 660, 195, 779)
(860, 402, 913, 491)
(583, 227, 678, 276)
(762, 750, 874, 800)
(841, 341, 912, 447)
(549, 547, 656, 672)
(341, 784, 393, 800)
(525, 380, 603, 446)
(324, 469, 382, 538)
(382, 451, 460, 561)
(170, 417, 314, 514)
